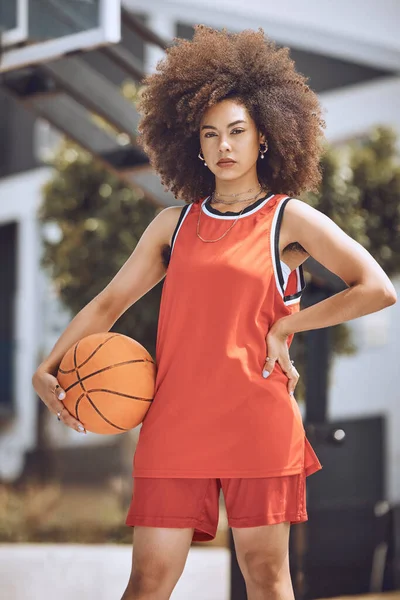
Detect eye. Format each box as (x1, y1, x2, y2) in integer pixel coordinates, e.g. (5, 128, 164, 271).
(204, 132, 217, 138)
(232, 129, 244, 134)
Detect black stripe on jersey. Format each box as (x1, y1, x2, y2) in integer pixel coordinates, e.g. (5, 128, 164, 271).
(161, 204, 192, 269)
(274, 197, 306, 303)
(274, 198, 291, 297)
(283, 265, 306, 302)
(170, 204, 191, 250)
(161, 204, 191, 269)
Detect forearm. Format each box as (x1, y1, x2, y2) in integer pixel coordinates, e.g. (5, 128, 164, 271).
(277, 282, 396, 336)
(37, 296, 116, 376)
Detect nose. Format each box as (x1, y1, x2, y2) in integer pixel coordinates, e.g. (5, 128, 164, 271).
(219, 138, 232, 153)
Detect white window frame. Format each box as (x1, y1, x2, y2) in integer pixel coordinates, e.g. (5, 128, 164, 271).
(1, 0, 28, 47)
(0, 0, 121, 73)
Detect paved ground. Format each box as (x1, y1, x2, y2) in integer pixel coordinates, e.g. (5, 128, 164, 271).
(0, 544, 231, 600)
(2, 544, 400, 600)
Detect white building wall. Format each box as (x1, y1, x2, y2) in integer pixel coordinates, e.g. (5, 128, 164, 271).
(320, 77, 400, 143)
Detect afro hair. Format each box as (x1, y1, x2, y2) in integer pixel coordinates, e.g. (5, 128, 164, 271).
(137, 25, 326, 202)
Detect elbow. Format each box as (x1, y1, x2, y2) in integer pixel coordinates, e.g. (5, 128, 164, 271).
(374, 281, 397, 308)
(359, 280, 397, 310)
(383, 285, 397, 307)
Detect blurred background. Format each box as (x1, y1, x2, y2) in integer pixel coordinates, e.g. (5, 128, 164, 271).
(0, 1, 399, 599)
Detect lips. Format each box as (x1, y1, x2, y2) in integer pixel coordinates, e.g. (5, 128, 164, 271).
(217, 159, 236, 165)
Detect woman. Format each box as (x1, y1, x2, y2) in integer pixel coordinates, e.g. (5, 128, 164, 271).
(33, 26, 396, 600)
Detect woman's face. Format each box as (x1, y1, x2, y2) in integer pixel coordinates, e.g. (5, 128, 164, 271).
(199, 99, 265, 182)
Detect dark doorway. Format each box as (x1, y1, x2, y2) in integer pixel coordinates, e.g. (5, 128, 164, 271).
(0, 221, 17, 418)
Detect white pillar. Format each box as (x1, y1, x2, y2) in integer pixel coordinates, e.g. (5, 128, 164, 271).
(145, 12, 176, 74)
(0, 170, 46, 480)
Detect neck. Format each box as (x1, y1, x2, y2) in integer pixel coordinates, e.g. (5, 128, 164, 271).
(214, 173, 260, 198)
(209, 188, 267, 213)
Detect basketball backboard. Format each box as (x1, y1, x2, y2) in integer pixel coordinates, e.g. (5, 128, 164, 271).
(0, 0, 121, 73)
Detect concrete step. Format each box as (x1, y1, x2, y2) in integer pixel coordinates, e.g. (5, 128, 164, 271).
(0, 544, 231, 600)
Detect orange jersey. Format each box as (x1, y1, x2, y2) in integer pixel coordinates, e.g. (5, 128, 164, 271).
(133, 193, 322, 478)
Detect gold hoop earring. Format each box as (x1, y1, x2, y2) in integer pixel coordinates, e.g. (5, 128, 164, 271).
(259, 142, 268, 159)
(198, 150, 207, 166)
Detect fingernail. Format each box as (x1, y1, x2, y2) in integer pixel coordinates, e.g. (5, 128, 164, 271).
(78, 425, 85, 432)
(262, 370, 270, 379)
(58, 391, 66, 400)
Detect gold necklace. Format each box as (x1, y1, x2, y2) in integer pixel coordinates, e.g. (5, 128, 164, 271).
(214, 184, 261, 199)
(197, 190, 266, 243)
(212, 185, 262, 205)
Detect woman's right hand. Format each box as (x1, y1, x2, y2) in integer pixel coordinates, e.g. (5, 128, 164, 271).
(32, 369, 86, 434)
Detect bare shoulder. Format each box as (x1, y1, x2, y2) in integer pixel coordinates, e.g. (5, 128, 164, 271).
(162, 205, 186, 229)
(284, 197, 320, 221)
(279, 198, 324, 250)
(152, 204, 186, 247)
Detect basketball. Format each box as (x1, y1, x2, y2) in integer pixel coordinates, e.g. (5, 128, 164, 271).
(57, 332, 156, 435)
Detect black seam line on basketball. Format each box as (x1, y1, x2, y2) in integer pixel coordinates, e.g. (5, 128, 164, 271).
(58, 334, 121, 373)
(81, 389, 153, 402)
(84, 394, 129, 431)
(63, 359, 155, 393)
(75, 392, 86, 420)
(75, 392, 127, 431)
(73, 340, 86, 395)
(75, 388, 149, 431)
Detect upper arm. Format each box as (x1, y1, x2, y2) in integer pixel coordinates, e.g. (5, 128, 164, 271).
(281, 199, 395, 292)
(98, 205, 182, 321)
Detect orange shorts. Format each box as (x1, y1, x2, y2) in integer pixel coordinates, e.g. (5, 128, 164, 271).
(125, 474, 308, 543)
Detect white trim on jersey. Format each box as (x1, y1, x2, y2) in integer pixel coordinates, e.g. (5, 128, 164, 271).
(201, 193, 275, 220)
(280, 260, 292, 289)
